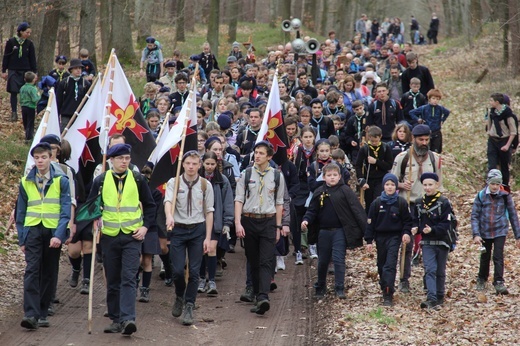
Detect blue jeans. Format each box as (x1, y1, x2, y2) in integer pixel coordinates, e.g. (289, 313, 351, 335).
(170, 223, 205, 304)
(375, 233, 401, 294)
(422, 244, 449, 302)
(101, 232, 141, 323)
(316, 228, 346, 289)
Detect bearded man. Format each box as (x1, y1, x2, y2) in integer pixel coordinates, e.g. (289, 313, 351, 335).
(391, 124, 442, 294)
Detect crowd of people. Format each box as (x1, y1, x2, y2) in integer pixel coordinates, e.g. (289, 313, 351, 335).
(7, 14, 520, 337)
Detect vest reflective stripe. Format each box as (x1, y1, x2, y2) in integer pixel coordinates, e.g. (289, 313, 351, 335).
(101, 171, 143, 236)
(22, 176, 62, 228)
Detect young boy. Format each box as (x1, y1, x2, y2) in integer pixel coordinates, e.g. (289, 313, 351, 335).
(400, 77, 427, 125)
(79, 48, 96, 81)
(342, 100, 366, 163)
(471, 169, 520, 294)
(412, 172, 452, 309)
(48, 55, 70, 85)
(16, 142, 71, 329)
(302, 163, 366, 299)
(365, 173, 412, 306)
(409, 89, 450, 153)
(19, 71, 40, 141)
(355, 126, 394, 213)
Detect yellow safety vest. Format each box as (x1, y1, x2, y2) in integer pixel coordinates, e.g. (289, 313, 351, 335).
(22, 175, 62, 229)
(101, 170, 143, 236)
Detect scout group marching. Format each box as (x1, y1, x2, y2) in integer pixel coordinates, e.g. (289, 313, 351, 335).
(8, 19, 520, 337)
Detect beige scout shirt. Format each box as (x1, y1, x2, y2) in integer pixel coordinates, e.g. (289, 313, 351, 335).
(235, 167, 285, 214)
(487, 115, 517, 139)
(164, 176, 214, 224)
(391, 150, 442, 203)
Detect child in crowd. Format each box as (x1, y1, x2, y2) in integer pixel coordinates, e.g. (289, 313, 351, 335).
(140, 82, 158, 115)
(299, 106, 312, 127)
(342, 100, 366, 163)
(471, 169, 520, 295)
(48, 55, 70, 85)
(302, 163, 366, 299)
(389, 122, 412, 158)
(79, 48, 95, 81)
(412, 172, 452, 309)
(146, 111, 160, 138)
(409, 89, 450, 153)
(19, 71, 40, 141)
(400, 77, 426, 125)
(365, 173, 412, 306)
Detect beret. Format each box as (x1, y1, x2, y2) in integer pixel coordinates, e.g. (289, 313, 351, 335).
(164, 60, 176, 68)
(205, 136, 221, 149)
(189, 54, 200, 61)
(253, 140, 273, 150)
(420, 172, 439, 183)
(17, 22, 29, 32)
(145, 36, 156, 43)
(40, 134, 61, 146)
(412, 124, 431, 137)
(227, 56, 237, 63)
(107, 143, 132, 158)
(217, 113, 232, 130)
(309, 98, 322, 106)
(55, 55, 67, 63)
(30, 142, 52, 157)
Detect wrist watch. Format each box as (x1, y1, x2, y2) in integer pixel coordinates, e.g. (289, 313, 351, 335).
(276, 225, 283, 230)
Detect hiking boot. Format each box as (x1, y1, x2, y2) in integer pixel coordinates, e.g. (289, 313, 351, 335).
(138, 287, 150, 303)
(197, 278, 207, 293)
(420, 300, 439, 310)
(172, 297, 184, 317)
(121, 320, 137, 335)
(182, 303, 194, 325)
(207, 280, 218, 295)
(328, 262, 335, 274)
(309, 244, 318, 259)
(20, 316, 38, 330)
(295, 251, 304, 265)
(228, 244, 236, 253)
(38, 318, 50, 328)
(276, 256, 285, 271)
(436, 295, 444, 306)
(476, 278, 486, 291)
(69, 269, 80, 288)
(11, 112, 18, 122)
(383, 294, 393, 307)
(164, 278, 173, 287)
(47, 303, 55, 316)
(399, 280, 410, 293)
(494, 281, 509, 295)
(159, 263, 165, 280)
(255, 299, 270, 315)
(335, 287, 346, 299)
(270, 279, 277, 291)
(315, 286, 326, 299)
(240, 286, 254, 302)
(104, 322, 122, 333)
(80, 279, 90, 295)
(216, 262, 224, 277)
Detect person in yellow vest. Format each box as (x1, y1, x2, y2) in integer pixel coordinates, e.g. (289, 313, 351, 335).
(16, 142, 71, 330)
(88, 143, 156, 336)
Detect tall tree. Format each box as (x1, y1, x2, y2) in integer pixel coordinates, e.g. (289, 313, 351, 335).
(99, 0, 111, 59)
(57, 12, 71, 60)
(175, 0, 186, 42)
(185, 0, 195, 32)
(135, 0, 152, 45)
(109, 0, 135, 62)
(79, 0, 97, 66)
(207, 0, 220, 61)
(509, 0, 520, 75)
(279, 0, 291, 25)
(37, 0, 61, 75)
(228, 0, 239, 42)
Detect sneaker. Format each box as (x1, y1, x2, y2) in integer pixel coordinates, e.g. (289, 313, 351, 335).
(20, 316, 38, 330)
(216, 262, 224, 277)
(276, 256, 285, 271)
(494, 281, 509, 295)
(138, 287, 150, 303)
(420, 300, 439, 310)
(37, 318, 50, 328)
(335, 287, 346, 299)
(164, 278, 173, 287)
(198, 278, 207, 293)
(171, 297, 184, 317)
(383, 294, 393, 306)
(121, 320, 137, 335)
(315, 286, 326, 299)
(399, 280, 410, 293)
(47, 303, 55, 316)
(328, 262, 335, 274)
(240, 286, 254, 303)
(309, 245, 318, 259)
(270, 279, 277, 291)
(436, 295, 444, 306)
(104, 322, 122, 333)
(254, 299, 270, 315)
(80, 279, 90, 295)
(207, 281, 218, 295)
(228, 244, 236, 253)
(159, 262, 165, 280)
(69, 269, 80, 288)
(476, 278, 486, 291)
(182, 303, 194, 325)
(295, 251, 304, 265)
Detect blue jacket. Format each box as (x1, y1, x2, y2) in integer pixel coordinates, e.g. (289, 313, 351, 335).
(16, 164, 71, 246)
(471, 188, 520, 239)
(409, 104, 450, 132)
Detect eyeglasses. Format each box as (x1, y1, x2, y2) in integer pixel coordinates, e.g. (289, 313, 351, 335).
(114, 155, 131, 161)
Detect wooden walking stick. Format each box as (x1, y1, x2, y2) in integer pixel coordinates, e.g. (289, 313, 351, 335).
(400, 145, 414, 280)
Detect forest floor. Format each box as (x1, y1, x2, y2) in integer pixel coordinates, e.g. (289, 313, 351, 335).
(1, 25, 520, 346)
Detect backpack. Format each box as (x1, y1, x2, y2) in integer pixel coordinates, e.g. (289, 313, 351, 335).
(372, 99, 397, 114)
(243, 166, 280, 200)
(416, 197, 458, 252)
(476, 188, 509, 218)
(511, 111, 519, 149)
(399, 150, 437, 180)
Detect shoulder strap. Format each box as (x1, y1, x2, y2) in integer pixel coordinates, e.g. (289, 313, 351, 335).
(274, 169, 280, 198)
(428, 151, 437, 173)
(244, 167, 252, 199)
(397, 196, 408, 215)
(374, 197, 381, 213)
(201, 177, 207, 193)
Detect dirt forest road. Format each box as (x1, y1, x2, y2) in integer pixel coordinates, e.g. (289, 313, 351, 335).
(0, 245, 315, 346)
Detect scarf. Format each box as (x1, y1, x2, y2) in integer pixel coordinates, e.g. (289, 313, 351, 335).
(36, 172, 46, 199)
(395, 140, 409, 153)
(381, 99, 387, 125)
(205, 172, 214, 181)
(380, 191, 398, 205)
(355, 115, 364, 140)
(182, 175, 199, 217)
(254, 165, 271, 206)
(313, 115, 324, 140)
(113, 171, 128, 210)
(491, 104, 507, 137)
(412, 150, 429, 177)
(16, 36, 25, 58)
(422, 191, 441, 210)
(72, 76, 81, 101)
(368, 143, 381, 159)
(409, 91, 420, 109)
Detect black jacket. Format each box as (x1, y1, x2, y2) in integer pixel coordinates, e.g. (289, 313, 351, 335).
(412, 195, 452, 245)
(365, 196, 412, 244)
(355, 142, 393, 180)
(56, 76, 91, 116)
(2, 37, 37, 73)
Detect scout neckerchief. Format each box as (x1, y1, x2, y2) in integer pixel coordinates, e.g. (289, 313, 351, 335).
(412, 148, 429, 177)
(409, 91, 420, 109)
(319, 190, 330, 207)
(368, 143, 381, 159)
(36, 172, 46, 199)
(313, 115, 324, 140)
(254, 165, 271, 206)
(492, 104, 507, 137)
(71, 76, 81, 101)
(113, 171, 128, 210)
(422, 191, 441, 210)
(182, 175, 199, 216)
(16, 36, 25, 58)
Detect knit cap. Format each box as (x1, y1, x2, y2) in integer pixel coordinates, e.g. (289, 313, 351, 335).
(487, 169, 503, 185)
(382, 173, 398, 187)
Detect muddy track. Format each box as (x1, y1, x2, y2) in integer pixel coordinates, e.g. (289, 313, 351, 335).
(0, 246, 314, 346)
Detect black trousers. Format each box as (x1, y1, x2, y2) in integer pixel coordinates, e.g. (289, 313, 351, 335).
(242, 216, 276, 301)
(487, 137, 511, 186)
(478, 236, 506, 284)
(21, 106, 36, 140)
(375, 233, 402, 294)
(23, 225, 61, 319)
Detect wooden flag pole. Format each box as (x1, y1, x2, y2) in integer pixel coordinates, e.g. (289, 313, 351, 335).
(147, 106, 173, 162)
(400, 145, 414, 280)
(39, 88, 56, 138)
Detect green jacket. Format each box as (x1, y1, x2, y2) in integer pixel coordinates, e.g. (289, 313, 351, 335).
(20, 83, 39, 109)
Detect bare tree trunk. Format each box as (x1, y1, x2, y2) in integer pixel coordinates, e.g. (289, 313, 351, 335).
(99, 0, 111, 59)
(37, 0, 61, 75)
(303, 0, 316, 31)
(109, 0, 135, 63)
(207, 0, 220, 60)
(185, 0, 195, 32)
(58, 12, 71, 59)
(135, 0, 152, 45)
(509, 0, 520, 75)
(228, 0, 239, 42)
(175, 0, 185, 42)
(79, 0, 96, 66)
(442, 0, 453, 37)
(504, 0, 511, 69)
(279, 0, 291, 23)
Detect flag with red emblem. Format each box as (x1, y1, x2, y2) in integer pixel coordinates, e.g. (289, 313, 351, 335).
(255, 74, 288, 165)
(149, 86, 198, 191)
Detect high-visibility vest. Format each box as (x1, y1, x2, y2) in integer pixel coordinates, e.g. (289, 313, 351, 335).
(101, 170, 143, 236)
(22, 175, 62, 228)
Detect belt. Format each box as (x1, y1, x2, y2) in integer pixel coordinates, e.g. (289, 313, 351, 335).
(175, 222, 202, 229)
(242, 213, 275, 219)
